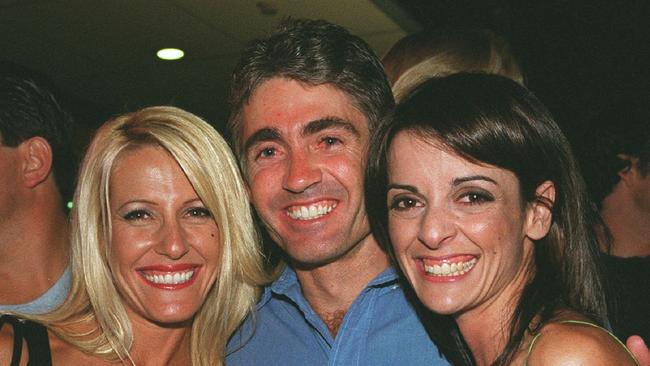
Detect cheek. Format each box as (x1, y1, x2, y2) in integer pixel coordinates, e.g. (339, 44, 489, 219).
(195, 229, 222, 260)
(327, 153, 363, 183)
(249, 167, 280, 201)
(465, 212, 525, 262)
(109, 225, 155, 269)
(388, 216, 417, 252)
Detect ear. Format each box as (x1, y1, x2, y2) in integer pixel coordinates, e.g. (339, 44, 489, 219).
(525, 180, 555, 241)
(616, 154, 640, 187)
(18, 136, 54, 189)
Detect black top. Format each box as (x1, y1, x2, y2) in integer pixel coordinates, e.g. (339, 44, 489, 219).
(0, 315, 52, 366)
(602, 253, 650, 344)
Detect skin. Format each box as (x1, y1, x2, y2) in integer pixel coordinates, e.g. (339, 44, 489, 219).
(386, 132, 638, 365)
(0, 144, 20, 227)
(0, 145, 220, 365)
(0, 137, 69, 305)
(240, 77, 389, 335)
(108, 145, 221, 327)
(601, 156, 650, 257)
(627, 336, 650, 366)
(387, 132, 539, 363)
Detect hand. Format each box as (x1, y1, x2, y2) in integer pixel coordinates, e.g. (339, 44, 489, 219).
(627, 335, 650, 366)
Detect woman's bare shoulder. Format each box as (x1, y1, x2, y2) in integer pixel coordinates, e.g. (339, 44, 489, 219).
(527, 320, 638, 366)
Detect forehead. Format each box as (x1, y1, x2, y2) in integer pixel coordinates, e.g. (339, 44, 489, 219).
(111, 145, 170, 178)
(240, 77, 368, 140)
(388, 132, 518, 184)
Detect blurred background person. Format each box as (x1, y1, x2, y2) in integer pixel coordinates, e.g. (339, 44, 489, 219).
(367, 73, 639, 365)
(0, 63, 77, 314)
(1, 106, 268, 365)
(382, 28, 524, 102)
(576, 92, 649, 346)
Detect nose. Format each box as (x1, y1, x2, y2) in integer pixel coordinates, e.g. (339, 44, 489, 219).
(417, 207, 456, 249)
(283, 149, 322, 193)
(154, 219, 190, 259)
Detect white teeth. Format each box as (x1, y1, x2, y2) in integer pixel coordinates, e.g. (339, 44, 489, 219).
(287, 202, 337, 220)
(143, 270, 194, 285)
(424, 258, 477, 277)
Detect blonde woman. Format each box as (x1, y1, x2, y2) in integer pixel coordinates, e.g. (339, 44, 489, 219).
(0, 106, 269, 365)
(382, 27, 524, 102)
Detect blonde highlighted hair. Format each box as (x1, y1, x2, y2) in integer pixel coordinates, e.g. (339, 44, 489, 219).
(383, 28, 524, 102)
(26, 106, 268, 365)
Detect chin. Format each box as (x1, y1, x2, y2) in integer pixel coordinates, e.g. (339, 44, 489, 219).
(413, 287, 465, 315)
(147, 305, 200, 326)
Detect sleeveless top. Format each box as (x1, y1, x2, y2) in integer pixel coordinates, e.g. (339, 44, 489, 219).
(524, 320, 639, 365)
(0, 315, 52, 366)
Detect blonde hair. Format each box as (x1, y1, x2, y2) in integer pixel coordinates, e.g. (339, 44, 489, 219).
(383, 28, 524, 102)
(25, 106, 268, 365)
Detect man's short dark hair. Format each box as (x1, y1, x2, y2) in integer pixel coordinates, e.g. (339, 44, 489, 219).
(0, 62, 77, 204)
(228, 18, 394, 163)
(576, 92, 650, 207)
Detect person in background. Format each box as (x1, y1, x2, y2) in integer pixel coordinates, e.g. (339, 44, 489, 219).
(225, 18, 454, 365)
(1, 106, 268, 365)
(382, 28, 524, 102)
(0, 63, 76, 314)
(367, 73, 639, 365)
(576, 93, 649, 348)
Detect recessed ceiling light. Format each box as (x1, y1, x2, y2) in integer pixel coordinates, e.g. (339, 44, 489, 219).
(156, 48, 185, 60)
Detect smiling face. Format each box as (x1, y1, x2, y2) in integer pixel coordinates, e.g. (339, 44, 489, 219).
(387, 131, 539, 318)
(240, 77, 371, 267)
(108, 145, 220, 325)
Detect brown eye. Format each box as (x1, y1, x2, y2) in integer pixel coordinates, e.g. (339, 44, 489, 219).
(123, 209, 151, 220)
(187, 207, 211, 217)
(323, 136, 341, 146)
(460, 191, 494, 205)
(390, 197, 422, 210)
(258, 147, 276, 158)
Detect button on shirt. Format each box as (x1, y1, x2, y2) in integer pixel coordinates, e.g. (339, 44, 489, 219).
(226, 266, 450, 366)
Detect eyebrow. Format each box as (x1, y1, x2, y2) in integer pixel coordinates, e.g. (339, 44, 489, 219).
(387, 183, 418, 193)
(243, 127, 281, 155)
(453, 175, 497, 186)
(387, 176, 497, 192)
(243, 117, 361, 156)
(302, 117, 360, 138)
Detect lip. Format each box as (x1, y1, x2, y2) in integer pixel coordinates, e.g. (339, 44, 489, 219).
(415, 255, 478, 283)
(137, 264, 201, 290)
(283, 198, 339, 222)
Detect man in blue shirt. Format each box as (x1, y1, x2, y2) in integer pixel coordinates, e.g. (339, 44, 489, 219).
(225, 19, 451, 365)
(0, 64, 76, 314)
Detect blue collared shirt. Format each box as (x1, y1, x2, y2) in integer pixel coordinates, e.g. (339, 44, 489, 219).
(226, 266, 450, 365)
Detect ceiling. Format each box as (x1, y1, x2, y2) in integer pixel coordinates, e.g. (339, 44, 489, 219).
(2, 0, 648, 146)
(1, 0, 412, 135)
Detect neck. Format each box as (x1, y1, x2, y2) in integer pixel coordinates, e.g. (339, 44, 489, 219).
(454, 250, 533, 366)
(0, 193, 70, 305)
(601, 185, 650, 257)
(129, 317, 192, 366)
(294, 234, 390, 337)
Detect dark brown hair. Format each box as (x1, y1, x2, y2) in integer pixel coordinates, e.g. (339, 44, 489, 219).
(366, 73, 607, 365)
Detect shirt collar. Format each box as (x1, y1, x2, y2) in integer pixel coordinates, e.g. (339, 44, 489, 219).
(266, 265, 399, 297)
